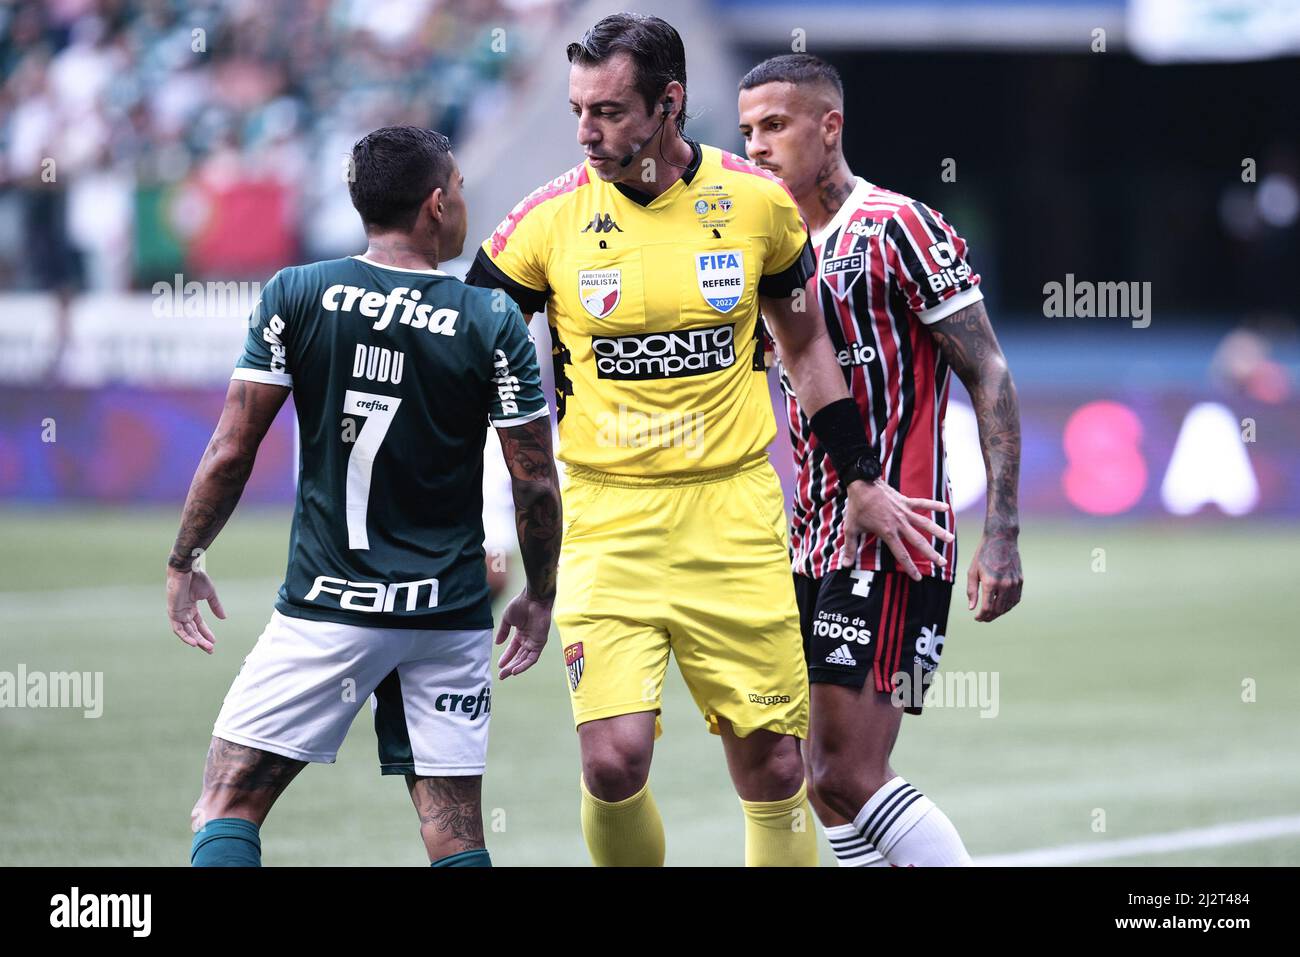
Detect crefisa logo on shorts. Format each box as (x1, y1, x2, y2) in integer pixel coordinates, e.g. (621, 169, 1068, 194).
(434, 686, 491, 720)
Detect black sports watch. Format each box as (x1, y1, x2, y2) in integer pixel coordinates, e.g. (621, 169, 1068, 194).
(839, 452, 882, 488)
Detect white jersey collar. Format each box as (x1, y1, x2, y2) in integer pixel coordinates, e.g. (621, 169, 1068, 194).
(351, 254, 447, 276)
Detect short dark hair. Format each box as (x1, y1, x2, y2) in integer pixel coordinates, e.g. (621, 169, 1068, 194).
(566, 13, 688, 133)
(739, 53, 843, 103)
(348, 126, 453, 232)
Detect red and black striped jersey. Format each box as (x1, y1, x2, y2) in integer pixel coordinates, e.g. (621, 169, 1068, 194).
(779, 178, 983, 582)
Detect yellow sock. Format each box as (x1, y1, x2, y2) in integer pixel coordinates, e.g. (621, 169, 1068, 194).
(739, 781, 819, 867)
(580, 777, 666, 867)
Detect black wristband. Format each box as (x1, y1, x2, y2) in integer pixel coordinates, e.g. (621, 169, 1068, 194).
(809, 397, 877, 480)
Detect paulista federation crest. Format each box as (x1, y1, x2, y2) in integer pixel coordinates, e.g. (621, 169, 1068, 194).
(578, 269, 621, 319)
(564, 642, 585, 690)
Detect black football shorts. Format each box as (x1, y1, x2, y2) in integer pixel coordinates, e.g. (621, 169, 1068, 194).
(794, 569, 953, 715)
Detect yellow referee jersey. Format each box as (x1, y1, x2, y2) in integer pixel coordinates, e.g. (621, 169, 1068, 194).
(468, 141, 813, 476)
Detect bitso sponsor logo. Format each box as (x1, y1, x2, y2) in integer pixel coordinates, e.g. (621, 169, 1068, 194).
(592, 323, 735, 380)
(923, 240, 974, 296)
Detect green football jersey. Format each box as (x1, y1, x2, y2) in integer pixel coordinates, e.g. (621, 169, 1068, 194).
(234, 254, 548, 630)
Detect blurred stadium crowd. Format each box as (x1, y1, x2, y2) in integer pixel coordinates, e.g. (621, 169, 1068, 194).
(0, 0, 570, 293)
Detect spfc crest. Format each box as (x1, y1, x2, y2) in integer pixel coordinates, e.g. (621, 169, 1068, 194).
(564, 642, 585, 690)
(579, 269, 621, 319)
(821, 251, 865, 302)
(695, 249, 744, 313)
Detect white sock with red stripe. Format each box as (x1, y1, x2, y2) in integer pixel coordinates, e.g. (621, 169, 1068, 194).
(852, 776, 972, 867)
(824, 823, 888, 866)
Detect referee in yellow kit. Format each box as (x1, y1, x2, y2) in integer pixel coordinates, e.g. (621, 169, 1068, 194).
(467, 13, 952, 866)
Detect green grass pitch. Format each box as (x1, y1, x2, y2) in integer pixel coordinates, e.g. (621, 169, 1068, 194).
(1, 506, 1297, 866)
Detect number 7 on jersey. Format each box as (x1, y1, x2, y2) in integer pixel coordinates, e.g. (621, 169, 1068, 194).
(343, 390, 402, 550)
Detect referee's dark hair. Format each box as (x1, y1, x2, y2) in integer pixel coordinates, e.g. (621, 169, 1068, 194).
(739, 53, 844, 105)
(349, 126, 454, 233)
(566, 13, 688, 133)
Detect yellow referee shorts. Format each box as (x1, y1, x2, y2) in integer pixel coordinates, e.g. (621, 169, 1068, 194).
(554, 455, 809, 739)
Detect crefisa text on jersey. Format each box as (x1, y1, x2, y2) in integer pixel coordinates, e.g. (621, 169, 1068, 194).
(323, 284, 459, 336)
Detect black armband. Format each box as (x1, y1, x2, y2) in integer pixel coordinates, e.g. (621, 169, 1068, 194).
(809, 397, 880, 485)
(757, 238, 816, 298)
(465, 248, 549, 315)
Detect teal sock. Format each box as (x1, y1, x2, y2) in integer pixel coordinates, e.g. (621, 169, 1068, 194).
(191, 817, 262, 867)
(430, 848, 491, 867)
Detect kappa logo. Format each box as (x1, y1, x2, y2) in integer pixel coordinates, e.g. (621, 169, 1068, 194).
(695, 249, 745, 313)
(825, 644, 858, 666)
(579, 269, 621, 319)
(564, 642, 585, 690)
(581, 212, 622, 234)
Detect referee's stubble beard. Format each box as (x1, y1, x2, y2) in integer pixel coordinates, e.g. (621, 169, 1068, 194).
(569, 54, 688, 190)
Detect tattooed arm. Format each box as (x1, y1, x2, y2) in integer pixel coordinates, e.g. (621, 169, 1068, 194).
(925, 299, 1024, 621)
(492, 416, 561, 678)
(765, 286, 954, 580)
(166, 379, 289, 652)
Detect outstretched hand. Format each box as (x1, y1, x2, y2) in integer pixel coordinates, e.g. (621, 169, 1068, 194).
(167, 567, 225, 654)
(840, 479, 954, 581)
(495, 589, 552, 679)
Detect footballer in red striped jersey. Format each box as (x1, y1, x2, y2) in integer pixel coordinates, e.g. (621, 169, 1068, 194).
(740, 55, 1024, 867)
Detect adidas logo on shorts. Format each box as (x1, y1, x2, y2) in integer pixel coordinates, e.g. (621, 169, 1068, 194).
(825, 644, 857, 666)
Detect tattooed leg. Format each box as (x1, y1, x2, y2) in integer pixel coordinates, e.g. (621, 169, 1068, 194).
(191, 736, 307, 831)
(406, 774, 485, 861)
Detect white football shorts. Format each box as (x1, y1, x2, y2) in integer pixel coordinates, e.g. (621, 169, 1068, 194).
(213, 610, 492, 776)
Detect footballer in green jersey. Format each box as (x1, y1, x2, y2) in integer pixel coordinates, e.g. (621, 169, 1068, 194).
(166, 127, 562, 868)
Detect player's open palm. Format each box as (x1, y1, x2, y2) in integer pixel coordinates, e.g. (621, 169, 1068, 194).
(495, 589, 552, 679)
(166, 568, 226, 655)
(841, 479, 954, 581)
(966, 531, 1023, 622)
